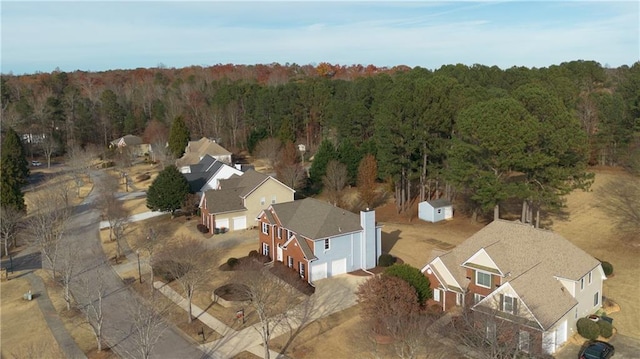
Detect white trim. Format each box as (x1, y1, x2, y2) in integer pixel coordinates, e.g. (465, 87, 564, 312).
(463, 248, 504, 276)
(476, 270, 492, 288)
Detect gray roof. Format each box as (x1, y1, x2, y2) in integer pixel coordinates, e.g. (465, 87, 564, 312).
(268, 198, 362, 240)
(203, 188, 246, 214)
(184, 155, 226, 193)
(218, 169, 269, 198)
(434, 220, 600, 330)
(111, 134, 143, 146)
(427, 199, 452, 208)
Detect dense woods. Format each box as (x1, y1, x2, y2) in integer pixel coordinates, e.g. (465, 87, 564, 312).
(2, 61, 639, 220)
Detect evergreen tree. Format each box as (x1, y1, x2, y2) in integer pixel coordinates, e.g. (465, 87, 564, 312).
(168, 116, 190, 158)
(146, 165, 190, 214)
(309, 139, 337, 186)
(337, 138, 361, 185)
(1, 127, 29, 212)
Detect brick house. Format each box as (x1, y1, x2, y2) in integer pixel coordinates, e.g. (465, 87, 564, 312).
(421, 220, 605, 355)
(257, 198, 382, 283)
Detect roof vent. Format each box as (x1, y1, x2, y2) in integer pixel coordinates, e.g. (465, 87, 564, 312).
(338, 227, 342, 232)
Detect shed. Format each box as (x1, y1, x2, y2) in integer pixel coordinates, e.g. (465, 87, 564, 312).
(418, 199, 453, 223)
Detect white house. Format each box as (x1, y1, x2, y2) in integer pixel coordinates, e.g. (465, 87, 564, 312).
(182, 155, 243, 194)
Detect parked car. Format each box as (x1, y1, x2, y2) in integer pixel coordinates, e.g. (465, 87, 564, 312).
(31, 160, 42, 167)
(579, 340, 615, 359)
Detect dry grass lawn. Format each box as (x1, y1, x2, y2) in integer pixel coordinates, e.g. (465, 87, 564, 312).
(0, 272, 64, 358)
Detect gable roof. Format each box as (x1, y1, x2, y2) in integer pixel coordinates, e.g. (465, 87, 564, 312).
(111, 134, 143, 147)
(433, 220, 600, 330)
(218, 169, 290, 198)
(427, 199, 452, 208)
(203, 188, 246, 214)
(183, 155, 228, 193)
(267, 198, 363, 240)
(176, 138, 232, 167)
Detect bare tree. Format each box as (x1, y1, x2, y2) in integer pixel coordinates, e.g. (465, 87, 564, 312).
(385, 313, 438, 359)
(141, 225, 165, 291)
(58, 246, 77, 310)
(234, 261, 301, 359)
(0, 206, 23, 257)
(66, 144, 95, 196)
(255, 137, 281, 169)
(598, 176, 640, 244)
(276, 163, 307, 191)
(40, 133, 59, 168)
(153, 237, 215, 323)
(322, 160, 348, 207)
(27, 186, 72, 279)
(357, 154, 379, 209)
(78, 268, 107, 352)
(124, 295, 169, 359)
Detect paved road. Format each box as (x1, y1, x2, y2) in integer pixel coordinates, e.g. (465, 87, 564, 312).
(65, 171, 206, 358)
(554, 334, 640, 359)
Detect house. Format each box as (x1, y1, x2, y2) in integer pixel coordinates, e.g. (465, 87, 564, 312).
(421, 220, 605, 355)
(418, 199, 453, 222)
(257, 198, 382, 283)
(199, 169, 294, 233)
(109, 135, 148, 156)
(182, 155, 243, 194)
(176, 137, 232, 169)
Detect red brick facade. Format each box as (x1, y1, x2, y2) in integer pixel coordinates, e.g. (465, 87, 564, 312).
(257, 215, 311, 282)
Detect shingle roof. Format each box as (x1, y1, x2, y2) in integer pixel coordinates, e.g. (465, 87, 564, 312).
(111, 134, 143, 147)
(176, 138, 232, 167)
(434, 220, 600, 330)
(268, 198, 362, 240)
(218, 169, 269, 198)
(203, 188, 246, 214)
(428, 199, 452, 208)
(183, 155, 227, 193)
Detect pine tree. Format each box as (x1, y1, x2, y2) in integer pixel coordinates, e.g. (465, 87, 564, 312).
(146, 165, 190, 214)
(168, 116, 190, 158)
(1, 127, 30, 212)
(309, 139, 337, 186)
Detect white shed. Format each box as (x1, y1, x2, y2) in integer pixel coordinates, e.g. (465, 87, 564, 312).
(418, 199, 453, 223)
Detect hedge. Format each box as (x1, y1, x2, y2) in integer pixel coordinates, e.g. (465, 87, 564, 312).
(577, 318, 600, 340)
(601, 261, 613, 276)
(378, 253, 396, 267)
(597, 319, 613, 338)
(384, 263, 432, 304)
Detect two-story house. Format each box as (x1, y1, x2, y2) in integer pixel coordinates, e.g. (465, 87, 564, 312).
(199, 169, 294, 234)
(177, 137, 232, 168)
(257, 198, 382, 283)
(421, 220, 605, 355)
(182, 154, 243, 194)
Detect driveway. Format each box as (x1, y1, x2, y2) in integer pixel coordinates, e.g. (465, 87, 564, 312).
(65, 171, 206, 358)
(554, 334, 640, 359)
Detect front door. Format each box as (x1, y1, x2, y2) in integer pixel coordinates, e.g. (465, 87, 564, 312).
(277, 245, 283, 262)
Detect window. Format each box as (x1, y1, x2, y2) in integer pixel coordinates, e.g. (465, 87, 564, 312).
(271, 195, 277, 204)
(433, 289, 441, 302)
(456, 293, 462, 306)
(262, 243, 269, 257)
(588, 271, 592, 285)
(518, 331, 530, 353)
(260, 197, 266, 205)
(288, 256, 293, 268)
(476, 271, 491, 288)
(594, 292, 600, 307)
(474, 293, 486, 304)
(503, 295, 516, 314)
(485, 321, 496, 342)
(437, 208, 442, 214)
(261, 222, 269, 235)
(324, 239, 330, 250)
(288, 230, 294, 240)
(299, 262, 305, 278)
(277, 227, 282, 239)
(580, 277, 584, 290)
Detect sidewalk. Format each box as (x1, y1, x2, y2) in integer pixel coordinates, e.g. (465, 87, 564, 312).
(99, 210, 168, 229)
(26, 272, 87, 359)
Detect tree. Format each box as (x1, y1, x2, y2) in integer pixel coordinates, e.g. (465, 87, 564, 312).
(598, 176, 640, 244)
(356, 275, 421, 336)
(78, 268, 107, 352)
(1, 127, 29, 212)
(255, 137, 282, 170)
(384, 264, 432, 305)
(357, 154, 378, 208)
(308, 139, 337, 187)
(168, 116, 190, 158)
(58, 246, 77, 310)
(66, 144, 95, 196)
(124, 296, 169, 359)
(0, 206, 23, 257)
(142, 119, 170, 167)
(275, 141, 307, 191)
(336, 138, 362, 185)
(322, 160, 348, 207)
(153, 237, 214, 323)
(235, 261, 301, 359)
(146, 165, 190, 215)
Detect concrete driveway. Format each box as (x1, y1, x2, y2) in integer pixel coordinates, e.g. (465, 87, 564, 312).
(554, 334, 640, 359)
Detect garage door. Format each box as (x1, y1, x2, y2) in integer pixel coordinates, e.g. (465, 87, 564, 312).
(556, 320, 567, 352)
(216, 218, 229, 229)
(330, 258, 347, 277)
(311, 262, 328, 281)
(232, 216, 247, 230)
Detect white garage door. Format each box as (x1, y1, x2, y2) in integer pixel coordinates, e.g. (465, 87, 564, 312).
(216, 218, 229, 229)
(232, 216, 247, 230)
(556, 320, 567, 351)
(330, 258, 347, 276)
(311, 262, 328, 281)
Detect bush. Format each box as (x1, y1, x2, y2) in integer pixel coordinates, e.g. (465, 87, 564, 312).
(227, 257, 239, 268)
(248, 250, 259, 258)
(197, 224, 209, 233)
(577, 318, 600, 340)
(597, 319, 613, 338)
(378, 253, 396, 267)
(384, 263, 432, 304)
(601, 261, 613, 276)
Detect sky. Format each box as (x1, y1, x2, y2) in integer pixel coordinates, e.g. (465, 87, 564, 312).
(1, 1, 639, 75)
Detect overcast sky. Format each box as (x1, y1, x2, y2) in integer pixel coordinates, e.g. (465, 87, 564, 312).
(1, 1, 638, 75)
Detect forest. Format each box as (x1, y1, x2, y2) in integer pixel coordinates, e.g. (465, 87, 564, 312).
(1, 60, 639, 221)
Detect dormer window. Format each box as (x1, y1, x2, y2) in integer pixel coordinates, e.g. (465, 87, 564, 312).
(476, 271, 491, 288)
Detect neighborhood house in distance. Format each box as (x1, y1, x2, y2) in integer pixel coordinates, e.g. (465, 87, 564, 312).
(181, 154, 243, 194)
(257, 198, 382, 283)
(177, 137, 233, 168)
(421, 220, 605, 355)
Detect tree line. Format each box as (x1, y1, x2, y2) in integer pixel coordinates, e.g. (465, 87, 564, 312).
(2, 60, 638, 221)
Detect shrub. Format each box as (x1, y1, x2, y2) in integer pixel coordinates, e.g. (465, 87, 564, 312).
(378, 253, 396, 267)
(248, 250, 259, 258)
(601, 261, 613, 276)
(384, 263, 432, 304)
(196, 224, 209, 233)
(227, 257, 239, 268)
(577, 318, 600, 340)
(597, 319, 613, 338)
